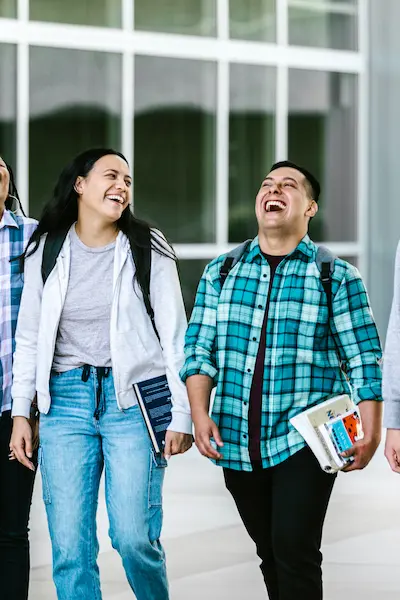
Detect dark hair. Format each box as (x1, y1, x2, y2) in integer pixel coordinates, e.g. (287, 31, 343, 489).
(269, 160, 320, 202)
(4, 162, 26, 216)
(22, 148, 175, 299)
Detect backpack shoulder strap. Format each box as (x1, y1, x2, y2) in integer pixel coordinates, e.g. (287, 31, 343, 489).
(219, 239, 252, 288)
(316, 245, 336, 319)
(128, 233, 160, 342)
(315, 245, 346, 369)
(41, 229, 69, 285)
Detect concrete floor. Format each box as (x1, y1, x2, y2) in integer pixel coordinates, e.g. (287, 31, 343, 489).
(29, 443, 400, 599)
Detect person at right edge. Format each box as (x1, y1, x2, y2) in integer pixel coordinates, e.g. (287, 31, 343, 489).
(383, 241, 400, 472)
(180, 160, 383, 599)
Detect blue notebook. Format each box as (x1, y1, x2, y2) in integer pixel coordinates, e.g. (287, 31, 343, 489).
(133, 375, 172, 454)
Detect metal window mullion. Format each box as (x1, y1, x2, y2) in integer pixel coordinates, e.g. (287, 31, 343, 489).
(16, 0, 29, 212)
(275, 0, 288, 162)
(174, 242, 361, 260)
(275, 65, 288, 162)
(17, 0, 28, 20)
(356, 0, 368, 279)
(123, 0, 134, 31)
(288, 0, 358, 16)
(121, 0, 134, 208)
(217, 0, 229, 39)
(277, 0, 288, 46)
(122, 52, 134, 205)
(0, 19, 364, 72)
(216, 59, 229, 245)
(214, 0, 230, 245)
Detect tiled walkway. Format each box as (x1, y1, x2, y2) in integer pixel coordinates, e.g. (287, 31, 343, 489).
(29, 443, 400, 599)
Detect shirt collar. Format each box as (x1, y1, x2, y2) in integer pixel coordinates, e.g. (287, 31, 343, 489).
(0, 209, 19, 231)
(246, 233, 315, 263)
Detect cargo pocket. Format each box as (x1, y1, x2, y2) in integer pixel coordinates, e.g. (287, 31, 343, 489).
(38, 446, 52, 505)
(147, 450, 167, 543)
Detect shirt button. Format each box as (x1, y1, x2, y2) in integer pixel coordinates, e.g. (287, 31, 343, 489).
(263, 274, 267, 278)
(258, 304, 263, 309)
(252, 337, 257, 341)
(247, 368, 251, 373)
(243, 434, 247, 439)
(243, 401, 248, 406)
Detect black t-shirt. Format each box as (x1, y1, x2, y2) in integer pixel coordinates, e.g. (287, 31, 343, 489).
(248, 253, 287, 463)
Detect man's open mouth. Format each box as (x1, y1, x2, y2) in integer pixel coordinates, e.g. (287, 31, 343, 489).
(265, 199, 286, 213)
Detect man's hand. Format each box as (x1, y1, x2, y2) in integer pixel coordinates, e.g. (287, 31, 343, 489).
(341, 400, 382, 472)
(193, 412, 224, 460)
(164, 431, 193, 460)
(10, 416, 35, 471)
(340, 435, 380, 472)
(384, 429, 400, 473)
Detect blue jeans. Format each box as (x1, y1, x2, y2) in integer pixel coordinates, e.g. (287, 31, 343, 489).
(39, 366, 169, 600)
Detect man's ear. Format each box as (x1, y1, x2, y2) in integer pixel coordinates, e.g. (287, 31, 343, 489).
(74, 176, 84, 195)
(305, 201, 318, 218)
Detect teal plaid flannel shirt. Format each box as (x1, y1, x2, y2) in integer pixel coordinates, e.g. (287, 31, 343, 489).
(180, 235, 382, 471)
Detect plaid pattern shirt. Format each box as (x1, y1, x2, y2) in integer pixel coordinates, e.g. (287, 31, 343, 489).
(0, 210, 37, 414)
(180, 235, 382, 471)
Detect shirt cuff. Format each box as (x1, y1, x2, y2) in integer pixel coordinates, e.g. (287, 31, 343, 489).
(180, 361, 218, 384)
(384, 401, 400, 429)
(167, 410, 193, 435)
(11, 398, 32, 419)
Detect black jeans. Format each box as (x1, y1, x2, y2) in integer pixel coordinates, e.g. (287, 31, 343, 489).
(0, 411, 37, 600)
(224, 447, 336, 600)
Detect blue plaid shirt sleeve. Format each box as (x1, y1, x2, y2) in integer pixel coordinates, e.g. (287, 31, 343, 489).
(180, 265, 219, 384)
(331, 265, 382, 404)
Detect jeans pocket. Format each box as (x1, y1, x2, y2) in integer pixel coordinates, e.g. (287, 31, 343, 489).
(38, 446, 52, 505)
(148, 450, 167, 508)
(148, 451, 167, 543)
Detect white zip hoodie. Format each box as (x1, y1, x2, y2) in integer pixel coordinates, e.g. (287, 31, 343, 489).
(11, 228, 192, 434)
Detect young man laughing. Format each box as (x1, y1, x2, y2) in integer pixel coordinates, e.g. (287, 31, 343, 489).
(181, 161, 383, 599)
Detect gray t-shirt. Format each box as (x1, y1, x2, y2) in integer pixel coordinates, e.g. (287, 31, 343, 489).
(52, 226, 115, 372)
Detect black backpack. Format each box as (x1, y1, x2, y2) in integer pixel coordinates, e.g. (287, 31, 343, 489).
(219, 240, 335, 318)
(41, 229, 159, 339)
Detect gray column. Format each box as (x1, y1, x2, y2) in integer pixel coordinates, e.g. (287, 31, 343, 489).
(368, 0, 400, 339)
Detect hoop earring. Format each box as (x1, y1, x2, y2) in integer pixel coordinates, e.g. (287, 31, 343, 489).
(6, 194, 27, 217)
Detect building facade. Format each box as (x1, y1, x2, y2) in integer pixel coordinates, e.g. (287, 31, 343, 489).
(0, 0, 384, 323)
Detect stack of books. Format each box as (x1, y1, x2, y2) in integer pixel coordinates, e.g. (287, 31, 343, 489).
(290, 394, 363, 473)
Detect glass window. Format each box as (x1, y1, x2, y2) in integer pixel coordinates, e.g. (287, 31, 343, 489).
(340, 256, 357, 268)
(288, 69, 358, 242)
(0, 0, 16, 18)
(30, 0, 121, 28)
(229, 63, 276, 242)
(135, 0, 216, 36)
(29, 48, 121, 218)
(0, 44, 16, 169)
(134, 56, 217, 244)
(178, 259, 209, 316)
(288, 0, 358, 51)
(229, 0, 276, 42)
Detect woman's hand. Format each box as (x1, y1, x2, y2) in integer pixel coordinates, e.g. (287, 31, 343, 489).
(164, 431, 193, 459)
(9, 416, 35, 471)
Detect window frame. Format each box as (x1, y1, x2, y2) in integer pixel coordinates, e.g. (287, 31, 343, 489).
(0, 0, 368, 278)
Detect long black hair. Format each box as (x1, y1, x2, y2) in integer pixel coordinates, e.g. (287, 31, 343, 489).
(22, 148, 175, 299)
(4, 162, 27, 216)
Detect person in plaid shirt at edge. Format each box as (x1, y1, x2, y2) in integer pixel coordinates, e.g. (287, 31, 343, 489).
(180, 160, 383, 600)
(0, 156, 37, 600)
